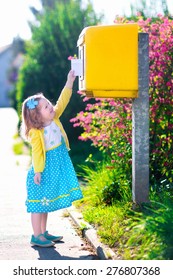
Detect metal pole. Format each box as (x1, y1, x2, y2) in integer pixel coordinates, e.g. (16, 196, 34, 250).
(132, 33, 149, 204)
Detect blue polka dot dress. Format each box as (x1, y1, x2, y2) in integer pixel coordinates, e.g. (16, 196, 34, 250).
(25, 122, 83, 213)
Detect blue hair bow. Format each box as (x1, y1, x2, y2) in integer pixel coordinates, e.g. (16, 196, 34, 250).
(26, 99, 38, 109)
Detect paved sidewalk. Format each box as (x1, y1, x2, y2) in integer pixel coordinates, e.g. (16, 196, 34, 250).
(0, 108, 98, 260)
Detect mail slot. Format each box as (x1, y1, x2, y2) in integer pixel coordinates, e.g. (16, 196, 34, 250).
(77, 24, 139, 98)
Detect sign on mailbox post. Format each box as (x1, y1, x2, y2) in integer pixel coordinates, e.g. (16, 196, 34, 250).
(77, 24, 138, 98)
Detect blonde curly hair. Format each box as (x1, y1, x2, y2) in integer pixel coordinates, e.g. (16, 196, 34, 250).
(21, 93, 47, 139)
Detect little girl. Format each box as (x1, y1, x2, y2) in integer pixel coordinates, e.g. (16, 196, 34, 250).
(21, 70, 83, 247)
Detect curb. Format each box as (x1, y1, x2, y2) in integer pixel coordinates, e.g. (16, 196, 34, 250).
(68, 206, 117, 260)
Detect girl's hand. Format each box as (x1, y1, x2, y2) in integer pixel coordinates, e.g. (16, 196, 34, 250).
(65, 70, 76, 89)
(34, 173, 41, 185)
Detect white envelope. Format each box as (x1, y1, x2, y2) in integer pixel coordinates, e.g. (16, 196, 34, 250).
(71, 59, 83, 76)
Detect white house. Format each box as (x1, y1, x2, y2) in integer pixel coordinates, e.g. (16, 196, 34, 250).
(0, 45, 13, 107)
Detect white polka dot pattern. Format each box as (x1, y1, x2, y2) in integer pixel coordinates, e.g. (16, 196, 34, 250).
(26, 142, 83, 213)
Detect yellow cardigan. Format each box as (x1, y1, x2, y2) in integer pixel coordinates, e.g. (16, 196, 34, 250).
(29, 87, 72, 173)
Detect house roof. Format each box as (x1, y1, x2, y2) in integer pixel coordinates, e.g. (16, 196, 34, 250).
(0, 44, 12, 56)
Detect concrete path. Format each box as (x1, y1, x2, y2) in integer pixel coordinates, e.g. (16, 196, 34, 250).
(0, 108, 98, 260)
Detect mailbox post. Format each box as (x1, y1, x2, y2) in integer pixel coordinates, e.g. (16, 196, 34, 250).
(132, 33, 149, 203)
(75, 24, 149, 204)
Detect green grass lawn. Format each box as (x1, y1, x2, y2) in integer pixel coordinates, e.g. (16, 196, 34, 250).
(75, 163, 173, 260)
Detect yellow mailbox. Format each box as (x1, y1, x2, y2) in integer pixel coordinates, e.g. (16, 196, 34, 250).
(77, 24, 138, 98)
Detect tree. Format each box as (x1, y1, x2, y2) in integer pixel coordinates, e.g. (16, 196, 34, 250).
(130, 0, 170, 18)
(16, 0, 102, 142)
(29, 0, 70, 21)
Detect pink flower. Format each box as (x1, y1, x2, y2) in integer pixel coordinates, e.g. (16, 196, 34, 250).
(68, 56, 73, 60)
(118, 153, 124, 158)
(68, 54, 77, 60)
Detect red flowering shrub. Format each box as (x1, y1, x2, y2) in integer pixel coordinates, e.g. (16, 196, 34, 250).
(70, 15, 173, 185)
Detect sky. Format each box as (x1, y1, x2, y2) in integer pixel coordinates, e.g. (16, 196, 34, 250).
(0, 0, 173, 47)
